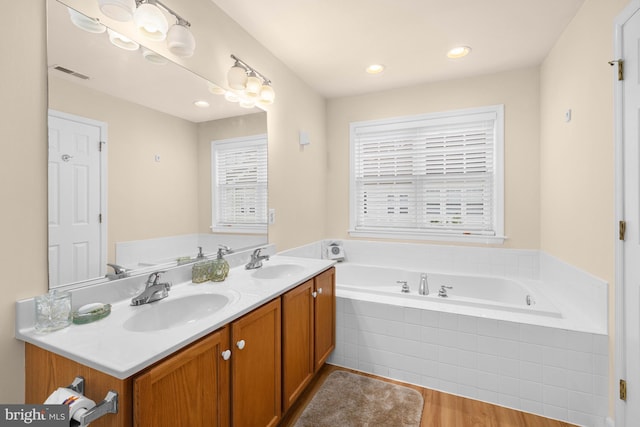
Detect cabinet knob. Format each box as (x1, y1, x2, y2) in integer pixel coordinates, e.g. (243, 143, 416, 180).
(312, 291, 317, 298)
(236, 340, 246, 350)
(221, 349, 231, 360)
(317, 288, 323, 294)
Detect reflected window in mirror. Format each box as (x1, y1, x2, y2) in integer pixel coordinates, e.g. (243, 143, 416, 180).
(211, 135, 268, 234)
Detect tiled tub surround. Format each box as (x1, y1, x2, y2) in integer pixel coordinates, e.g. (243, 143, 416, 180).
(283, 240, 609, 427)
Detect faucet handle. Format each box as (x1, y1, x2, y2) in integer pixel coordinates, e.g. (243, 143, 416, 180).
(146, 271, 166, 286)
(219, 244, 233, 254)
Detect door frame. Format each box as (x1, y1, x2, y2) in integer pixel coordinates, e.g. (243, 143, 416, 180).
(614, 2, 640, 426)
(48, 109, 108, 287)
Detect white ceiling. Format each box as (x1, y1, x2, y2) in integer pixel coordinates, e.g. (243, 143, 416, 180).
(212, 0, 586, 98)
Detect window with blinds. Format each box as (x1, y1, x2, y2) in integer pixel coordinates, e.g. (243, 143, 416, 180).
(349, 105, 504, 242)
(211, 134, 268, 234)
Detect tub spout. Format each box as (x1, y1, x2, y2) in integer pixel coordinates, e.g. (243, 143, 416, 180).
(419, 273, 429, 295)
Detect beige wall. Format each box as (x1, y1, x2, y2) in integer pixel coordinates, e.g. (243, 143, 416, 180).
(1, 0, 326, 403)
(326, 67, 541, 249)
(0, 0, 48, 404)
(197, 112, 268, 234)
(540, 0, 630, 413)
(540, 0, 628, 290)
(49, 76, 200, 264)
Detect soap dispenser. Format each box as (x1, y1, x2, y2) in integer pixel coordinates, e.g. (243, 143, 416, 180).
(210, 246, 231, 282)
(192, 247, 210, 284)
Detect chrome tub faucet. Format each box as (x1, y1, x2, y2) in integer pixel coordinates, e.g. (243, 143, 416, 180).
(131, 271, 172, 306)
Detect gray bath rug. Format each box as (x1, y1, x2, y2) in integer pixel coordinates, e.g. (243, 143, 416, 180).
(294, 370, 424, 427)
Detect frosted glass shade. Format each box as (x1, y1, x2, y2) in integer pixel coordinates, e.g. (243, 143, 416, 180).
(98, 0, 135, 22)
(245, 74, 262, 97)
(68, 8, 106, 33)
(259, 84, 275, 104)
(142, 47, 168, 64)
(227, 65, 248, 90)
(134, 3, 169, 41)
(167, 24, 196, 57)
(107, 28, 139, 51)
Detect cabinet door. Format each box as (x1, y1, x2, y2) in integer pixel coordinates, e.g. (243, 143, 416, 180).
(314, 267, 336, 371)
(232, 298, 281, 427)
(134, 327, 230, 427)
(282, 279, 315, 411)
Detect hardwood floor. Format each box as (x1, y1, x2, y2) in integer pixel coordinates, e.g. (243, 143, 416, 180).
(279, 365, 576, 427)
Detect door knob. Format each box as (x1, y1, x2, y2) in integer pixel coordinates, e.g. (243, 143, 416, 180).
(236, 340, 246, 350)
(221, 349, 231, 360)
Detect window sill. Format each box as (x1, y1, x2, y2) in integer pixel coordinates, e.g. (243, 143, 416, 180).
(210, 226, 267, 235)
(348, 229, 506, 245)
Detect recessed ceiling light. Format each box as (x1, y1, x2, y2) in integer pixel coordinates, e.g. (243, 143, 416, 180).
(366, 64, 385, 74)
(194, 100, 210, 108)
(447, 46, 471, 59)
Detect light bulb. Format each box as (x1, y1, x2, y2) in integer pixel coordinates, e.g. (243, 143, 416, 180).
(134, 3, 169, 41)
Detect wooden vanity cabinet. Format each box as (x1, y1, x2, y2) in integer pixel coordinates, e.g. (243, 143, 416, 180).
(282, 267, 335, 411)
(231, 298, 281, 427)
(133, 327, 230, 427)
(25, 268, 332, 427)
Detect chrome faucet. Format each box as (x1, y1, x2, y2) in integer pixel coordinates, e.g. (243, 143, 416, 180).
(419, 273, 429, 295)
(398, 281, 410, 293)
(245, 248, 270, 270)
(106, 263, 129, 280)
(438, 285, 453, 298)
(131, 271, 171, 306)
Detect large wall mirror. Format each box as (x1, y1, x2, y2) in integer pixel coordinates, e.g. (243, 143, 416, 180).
(47, 0, 268, 289)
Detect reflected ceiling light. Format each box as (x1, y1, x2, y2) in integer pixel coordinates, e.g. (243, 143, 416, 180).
(447, 46, 471, 59)
(107, 28, 139, 51)
(194, 100, 210, 108)
(134, 1, 168, 41)
(98, 0, 135, 22)
(226, 54, 275, 105)
(167, 22, 195, 57)
(366, 64, 385, 74)
(68, 8, 106, 33)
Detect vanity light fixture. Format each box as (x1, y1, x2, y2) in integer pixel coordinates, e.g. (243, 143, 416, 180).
(226, 55, 275, 105)
(95, 0, 195, 57)
(142, 47, 168, 64)
(447, 46, 471, 59)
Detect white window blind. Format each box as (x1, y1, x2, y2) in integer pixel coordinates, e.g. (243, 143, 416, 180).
(350, 106, 504, 242)
(211, 134, 267, 233)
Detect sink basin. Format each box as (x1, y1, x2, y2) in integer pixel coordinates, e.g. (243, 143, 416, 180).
(251, 264, 305, 280)
(123, 293, 231, 332)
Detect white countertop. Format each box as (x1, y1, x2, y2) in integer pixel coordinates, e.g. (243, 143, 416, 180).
(15, 255, 335, 379)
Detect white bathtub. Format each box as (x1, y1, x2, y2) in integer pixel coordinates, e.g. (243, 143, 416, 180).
(335, 263, 562, 318)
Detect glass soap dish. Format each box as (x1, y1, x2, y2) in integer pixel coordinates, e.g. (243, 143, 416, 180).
(72, 303, 112, 325)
